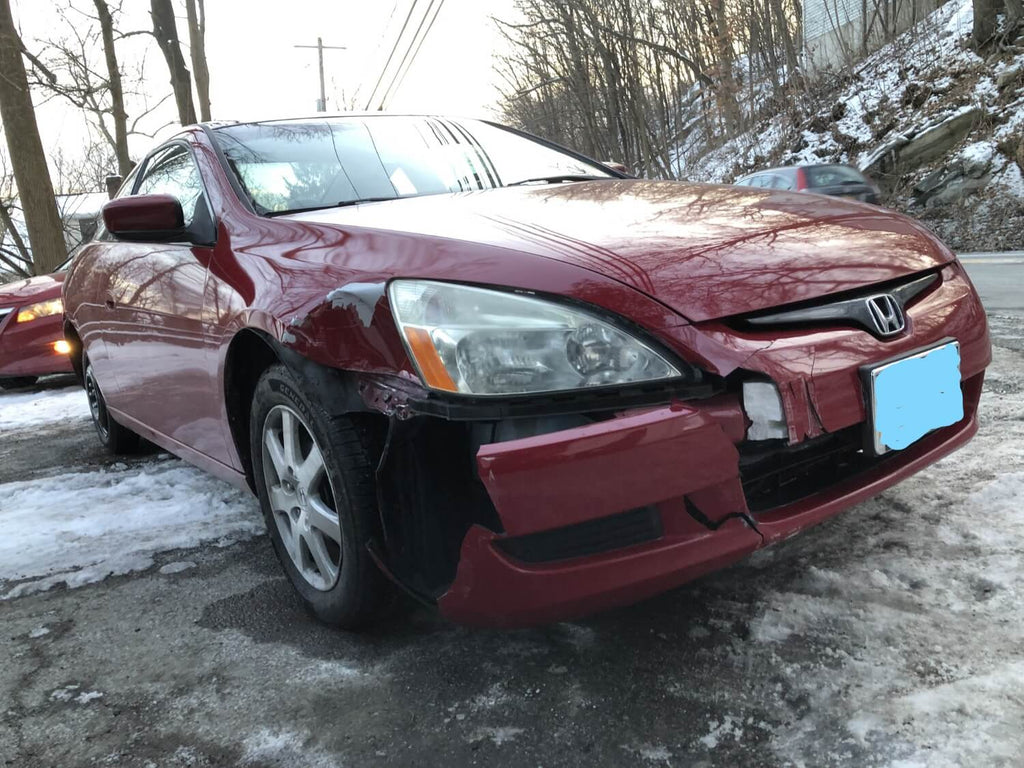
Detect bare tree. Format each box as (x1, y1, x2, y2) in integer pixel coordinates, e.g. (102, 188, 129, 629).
(28, 2, 172, 179)
(94, 0, 131, 175)
(0, 0, 67, 275)
(184, 0, 211, 121)
(150, 0, 196, 125)
(51, 139, 118, 194)
(495, 0, 803, 177)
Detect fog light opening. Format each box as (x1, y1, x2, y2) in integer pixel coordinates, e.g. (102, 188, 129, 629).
(743, 381, 788, 441)
(53, 339, 72, 355)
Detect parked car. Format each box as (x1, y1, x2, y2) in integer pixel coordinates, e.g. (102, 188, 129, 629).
(63, 115, 989, 629)
(0, 267, 74, 389)
(735, 163, 882, 204)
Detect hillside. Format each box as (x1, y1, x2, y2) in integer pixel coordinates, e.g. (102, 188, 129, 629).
(683, 0, 1024, 251)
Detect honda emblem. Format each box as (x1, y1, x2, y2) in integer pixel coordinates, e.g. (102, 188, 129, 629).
(865, 294, 905, 337)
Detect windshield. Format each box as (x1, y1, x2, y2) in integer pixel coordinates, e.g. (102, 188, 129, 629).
(212, 117, 615, 215)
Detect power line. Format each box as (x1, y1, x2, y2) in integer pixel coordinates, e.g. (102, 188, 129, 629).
(378, 0, 447, 110)
(363, 0, 421, 111)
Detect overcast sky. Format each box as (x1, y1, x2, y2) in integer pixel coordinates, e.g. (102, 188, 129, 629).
(9, 0, 514, 177)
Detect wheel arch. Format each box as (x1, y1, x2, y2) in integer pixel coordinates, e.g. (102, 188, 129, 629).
(62, 320, 85, 385)
(223, 328, 281, 491)
(223, 327, 387, 492)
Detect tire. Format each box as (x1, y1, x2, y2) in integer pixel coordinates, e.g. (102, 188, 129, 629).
(0, 376, 38, 390)
(84, 362, 141, 454)
(250, 364, 391, 629)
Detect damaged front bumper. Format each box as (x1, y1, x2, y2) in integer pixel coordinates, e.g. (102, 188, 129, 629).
(436, 372, 982, 627)
(430, 264, 990, 627)
(353, 263, 990, 627)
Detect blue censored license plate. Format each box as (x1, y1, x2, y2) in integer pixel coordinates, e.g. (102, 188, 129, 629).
(868, 341, 963, 454)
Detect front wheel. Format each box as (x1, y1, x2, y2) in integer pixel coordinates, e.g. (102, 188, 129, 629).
(84, 362, 140, 454)
(250, 364, 391, 629)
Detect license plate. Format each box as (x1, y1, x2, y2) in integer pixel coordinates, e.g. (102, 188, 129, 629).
(867, 341, 963, 454)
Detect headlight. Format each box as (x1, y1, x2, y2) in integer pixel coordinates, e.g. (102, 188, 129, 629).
(16, 298, 63, 323)
(389, 280, 697, 396)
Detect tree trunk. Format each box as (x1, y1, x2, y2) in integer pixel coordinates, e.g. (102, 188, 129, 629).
(973, 0, 999, 47)
(1006, 0, 1022, 31)
(184, 0, 211, 121)
(93, 0, 131, 176)
(0, 0, 67, 275)
(150, 0, 196, 125)
(770, 0, 799, 74)
(711, 0, 742, 131)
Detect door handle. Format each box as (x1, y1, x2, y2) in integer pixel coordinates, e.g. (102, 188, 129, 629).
(105, 296, 116, 310)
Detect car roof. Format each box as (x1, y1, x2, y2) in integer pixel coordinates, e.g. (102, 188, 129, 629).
(740, 163, 860, 176)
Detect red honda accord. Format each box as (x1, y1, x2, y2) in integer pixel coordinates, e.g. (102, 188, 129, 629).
(62, 116, 990, 628)
(0, 268, 74, 389)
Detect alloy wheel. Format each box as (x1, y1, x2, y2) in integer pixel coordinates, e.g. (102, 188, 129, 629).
(261, 405, 343, 591)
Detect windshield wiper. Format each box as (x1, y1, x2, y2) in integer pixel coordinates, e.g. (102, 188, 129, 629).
(507, 174, 609, 187)
(265, 197, 400, 217)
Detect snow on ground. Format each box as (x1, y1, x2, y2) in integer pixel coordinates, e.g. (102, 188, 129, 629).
(0, 381, 264, 597)
(0, 456, 262, 598)
(729, 344, 1024, 766)
(0, 384, 90, 431)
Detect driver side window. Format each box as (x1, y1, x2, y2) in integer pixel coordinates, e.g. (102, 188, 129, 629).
(136, 145, 204, 227)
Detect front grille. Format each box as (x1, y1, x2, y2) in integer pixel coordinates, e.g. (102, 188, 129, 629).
(738, 426, 883, 513)
(731, 271, 939, 339)
(496, 506, 663, 564)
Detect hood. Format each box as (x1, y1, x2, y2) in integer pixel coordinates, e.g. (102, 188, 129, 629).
(0, 272, 65, 307)
(288, 180, 953, 322)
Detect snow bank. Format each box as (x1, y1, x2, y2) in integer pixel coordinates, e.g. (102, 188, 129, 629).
(0, 458, 263, 598)
(747, 418, 1024, 766)
(0, 385, 90, 431)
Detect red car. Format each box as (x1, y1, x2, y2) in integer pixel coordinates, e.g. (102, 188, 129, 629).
(62, 116, 990, 629)
(0, 269, 74, 389)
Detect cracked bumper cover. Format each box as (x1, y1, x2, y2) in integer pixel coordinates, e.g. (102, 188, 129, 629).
(437, 372, 984, 628)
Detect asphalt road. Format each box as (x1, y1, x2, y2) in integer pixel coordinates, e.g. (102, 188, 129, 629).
(2, 267, 1023, 767)
(960, 251, 1024, 318)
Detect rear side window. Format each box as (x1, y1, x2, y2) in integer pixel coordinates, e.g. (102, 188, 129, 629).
(804, 165, 867, 187)
(772, 172, 795, 190)
(135, 145, 205, 226)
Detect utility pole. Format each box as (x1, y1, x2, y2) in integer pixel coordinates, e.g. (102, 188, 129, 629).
(294, 37, 346, 112)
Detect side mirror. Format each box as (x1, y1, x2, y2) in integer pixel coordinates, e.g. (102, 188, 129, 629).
(604, 161, 629, 174)
(102, 195, 184, 241)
